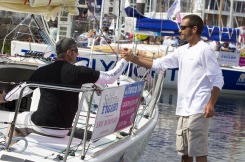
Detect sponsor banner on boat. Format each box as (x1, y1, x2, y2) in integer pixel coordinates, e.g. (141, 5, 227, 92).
(91, 81, 144, 141)
(222, 68, 245, 90)
(11, 40, 54, 58)
(218, 51, 240, 66)
(239, 49, 245, 66)
(239, 56, 245, 66)
(11, 40, 157, 79)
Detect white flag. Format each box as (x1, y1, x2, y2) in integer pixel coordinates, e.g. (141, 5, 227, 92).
(167, 0, 180, 19)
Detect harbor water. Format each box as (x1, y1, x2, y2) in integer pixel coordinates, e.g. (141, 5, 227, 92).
(139, 88, 245, 162)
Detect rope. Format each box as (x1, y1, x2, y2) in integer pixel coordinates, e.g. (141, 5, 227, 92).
(0, 81, 18, 85)
(0, 121, 72, 130)
(0, 136, 28, 153)
(85, 2, 119, 68)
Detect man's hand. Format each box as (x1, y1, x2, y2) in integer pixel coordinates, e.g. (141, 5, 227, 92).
(120, 48, 135, 62)
(203, 103, 215, 118)
(0, 90, 6, 104)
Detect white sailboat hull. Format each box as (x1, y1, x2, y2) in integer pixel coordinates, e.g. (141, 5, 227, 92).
(10, 40, 245, 95)
(0, 57, 159, 162)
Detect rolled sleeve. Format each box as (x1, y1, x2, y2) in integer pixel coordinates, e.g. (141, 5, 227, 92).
(203, 48, 224, 90)
(209, 74, 224, 90)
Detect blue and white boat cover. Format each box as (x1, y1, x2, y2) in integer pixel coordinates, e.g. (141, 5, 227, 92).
(125, 4, 240, 43)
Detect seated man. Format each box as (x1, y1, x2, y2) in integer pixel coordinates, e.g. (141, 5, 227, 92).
(0, 38, 130, 139)
(220, 42, 232, 52)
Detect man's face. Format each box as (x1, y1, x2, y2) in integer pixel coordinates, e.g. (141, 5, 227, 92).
(68, 45, 78, 64)
(179, 19, 193, 42)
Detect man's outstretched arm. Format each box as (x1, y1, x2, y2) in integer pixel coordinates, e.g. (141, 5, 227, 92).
(121, 49, 153, 69)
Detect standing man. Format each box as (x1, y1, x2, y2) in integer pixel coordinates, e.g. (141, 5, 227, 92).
(122, 14, 224, 162)
(1, 38, 129, 138)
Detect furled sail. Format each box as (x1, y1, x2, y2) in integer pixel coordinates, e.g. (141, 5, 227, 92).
(0, 0, 78, 20)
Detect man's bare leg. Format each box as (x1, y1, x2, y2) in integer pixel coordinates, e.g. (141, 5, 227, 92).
(182, 155, 193, 162)
(6, 125, 19, 145)
(196, 156, 207, 162)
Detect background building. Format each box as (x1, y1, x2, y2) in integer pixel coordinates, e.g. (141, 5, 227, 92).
(143, 0, 245, 28)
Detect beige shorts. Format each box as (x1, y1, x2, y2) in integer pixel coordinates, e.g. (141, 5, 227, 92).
(176, 113, 210, 157)
(14, 112, 69, 138)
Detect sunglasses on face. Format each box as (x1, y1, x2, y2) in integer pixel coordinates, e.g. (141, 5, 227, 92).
(70, 48, 78, 53)
(179, 25, 192, 30)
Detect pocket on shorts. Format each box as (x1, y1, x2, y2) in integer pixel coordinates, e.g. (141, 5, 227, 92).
(176, 130, 184, 151)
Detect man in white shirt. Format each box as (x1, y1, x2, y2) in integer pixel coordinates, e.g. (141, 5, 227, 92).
(122, 14, 224, 162)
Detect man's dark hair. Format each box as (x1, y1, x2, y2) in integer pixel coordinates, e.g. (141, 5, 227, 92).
(182, 14, 204, 35)
(56, 38, 76, 56)
(102, 26, 109, 32)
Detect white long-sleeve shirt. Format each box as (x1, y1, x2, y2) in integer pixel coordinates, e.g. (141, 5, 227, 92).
(153, 40, 224, 116)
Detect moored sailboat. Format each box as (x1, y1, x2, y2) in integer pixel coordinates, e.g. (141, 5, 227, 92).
(0, 1, 160, 162)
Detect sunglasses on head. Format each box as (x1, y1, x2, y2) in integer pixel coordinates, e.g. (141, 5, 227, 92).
(179, 25, 193, 30)
(70, 48, 78, 53)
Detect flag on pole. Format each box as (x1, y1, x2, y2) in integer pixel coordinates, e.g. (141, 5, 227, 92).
(176, 12, 181, 23)
(167, 0, 180, 19)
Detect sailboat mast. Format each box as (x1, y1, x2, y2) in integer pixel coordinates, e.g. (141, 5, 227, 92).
(229, 0, 234, 28)
(99, 0, 105, 31)
(218, 0, 223, 26)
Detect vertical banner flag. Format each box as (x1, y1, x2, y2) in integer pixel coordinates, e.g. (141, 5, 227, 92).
(91, 81, 144, 141)
(176, 12, 181, 23)
(167, 0, 180, 19)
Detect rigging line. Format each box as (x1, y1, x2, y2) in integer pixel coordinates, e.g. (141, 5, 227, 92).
(1, 120, 91, 131)
(57, 125, 92, 157)
(88, 138, 120, 150)
(0, 121, 89, 130)
(0, 81, 18, 85)
(0, 127, 8, 130)
(85, 2, 119, 67)
(0, 121, 72, 130)
(28, 140, 65, 153)
(79, 114, 96, 118)
(60, 140, 84, 157)
(44, 126, 93, 159)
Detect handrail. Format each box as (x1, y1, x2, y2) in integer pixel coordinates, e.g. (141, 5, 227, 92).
(4, 79, 154, 160)
(6, 83, 95, 152)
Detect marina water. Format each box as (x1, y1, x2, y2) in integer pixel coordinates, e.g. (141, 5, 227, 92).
(139, 88, 245, 162)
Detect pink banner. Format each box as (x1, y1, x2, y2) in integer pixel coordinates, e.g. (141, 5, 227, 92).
(239, 56, 245, 66)
(115, 95, 140, 131)
(239, 49, 245, 66)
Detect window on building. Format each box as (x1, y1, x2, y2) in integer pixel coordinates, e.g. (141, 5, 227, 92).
(181, 0, 192, 12)
(109, 7, 113, 13)
(79, 0, 86, 5)
(209, 0, 219, 10)
(223, 0, 230, 11)
(234, 1, 244, 13)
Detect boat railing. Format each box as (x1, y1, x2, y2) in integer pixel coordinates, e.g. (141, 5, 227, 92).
(5, 83, 95, 161)
(4, 80, 153, 161)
